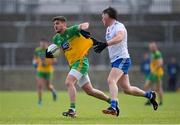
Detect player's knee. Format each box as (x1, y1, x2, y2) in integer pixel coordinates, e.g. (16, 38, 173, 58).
(37, 83, 42, 89)
(107, 78, 116, 85)
(65, 80, 74, 87)
(37, 85, 43, 91)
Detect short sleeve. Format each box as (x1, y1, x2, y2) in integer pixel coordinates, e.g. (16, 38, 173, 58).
(69, 25, 79, 33)
(154, 51, 162, 59)
(115, 23, 125, 35)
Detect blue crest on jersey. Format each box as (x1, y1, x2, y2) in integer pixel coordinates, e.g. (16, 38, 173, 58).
(106, 33, 111, 40)
(61, 42, 70, 51)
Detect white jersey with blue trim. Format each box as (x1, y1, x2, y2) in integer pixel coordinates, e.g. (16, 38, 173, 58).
(106, 20, 130, 63)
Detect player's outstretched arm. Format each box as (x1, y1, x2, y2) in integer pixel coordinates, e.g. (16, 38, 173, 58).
(80, 30, 91, 38)
(80, 29, 105, 46)
(94, 42, 108, 53)
(78, 29, 108, 53)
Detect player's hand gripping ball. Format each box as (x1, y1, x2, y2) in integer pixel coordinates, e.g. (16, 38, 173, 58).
(46, 44, 60, 58)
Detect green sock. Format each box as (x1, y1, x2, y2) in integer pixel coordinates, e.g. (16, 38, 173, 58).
(70, 103, 75, 109)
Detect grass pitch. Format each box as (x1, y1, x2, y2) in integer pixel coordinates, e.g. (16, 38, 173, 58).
(0, 91, 180, 124)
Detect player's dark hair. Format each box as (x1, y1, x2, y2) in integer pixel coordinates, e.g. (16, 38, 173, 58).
(102, 7, 117, 20)
(52, 16, 67, 22)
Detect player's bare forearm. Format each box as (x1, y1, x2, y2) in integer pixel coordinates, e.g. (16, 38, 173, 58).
(80, 29, 103, 46)
(107, 31, 124, 46)
(78, 22, 89, 30)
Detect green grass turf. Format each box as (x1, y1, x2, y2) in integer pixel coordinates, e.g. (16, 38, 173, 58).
(0, 91, 180, 124)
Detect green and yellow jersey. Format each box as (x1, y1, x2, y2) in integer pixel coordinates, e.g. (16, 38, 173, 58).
(149, 50, 164, 82)
(52, 25, 93, 75)
(34, 47, 54, 73)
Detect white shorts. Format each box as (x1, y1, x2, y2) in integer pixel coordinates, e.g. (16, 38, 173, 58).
(68, 69, 91, 87)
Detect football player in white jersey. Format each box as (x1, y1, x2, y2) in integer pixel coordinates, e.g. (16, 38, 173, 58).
(94, 7, 158, 116)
